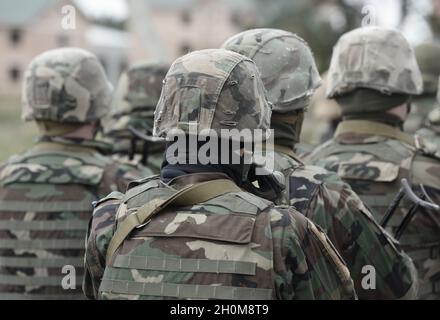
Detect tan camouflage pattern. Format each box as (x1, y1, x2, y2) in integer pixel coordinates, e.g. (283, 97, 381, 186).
(153, 49, 271, 138)
(308, 122, 440, 299)
(22, 48, 113, 124)
(0, 139, 144, 300)
(327, 27, 423, 98)
(84, 174, 356, 300)
(269, 149, 418, 299)
(222, 29, 321, 112)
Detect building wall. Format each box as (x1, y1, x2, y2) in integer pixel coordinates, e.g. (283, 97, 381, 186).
(0, 0, 89, 96)
(129, 0, 255, 63)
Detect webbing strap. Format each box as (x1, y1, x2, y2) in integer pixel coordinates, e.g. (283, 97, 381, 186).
(0, 220, 88, 231)
(106, 179, 242, 263)
(0, 275, 82, 286)
(0, 293, 85, 300)
(99, 279, 273, 300)
(111, 255, 256, 275)
(0, 257, 84, 268)
(1, 239, 85, 250)
(0, 200, 94, 212)
(335, 120, 416, 147)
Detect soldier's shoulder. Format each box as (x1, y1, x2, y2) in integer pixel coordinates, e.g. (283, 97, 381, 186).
(291, 164, 346, 188)
(411, 152, 440, 189)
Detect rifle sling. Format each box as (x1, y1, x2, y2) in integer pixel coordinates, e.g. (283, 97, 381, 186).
(335, 120, 416, 147)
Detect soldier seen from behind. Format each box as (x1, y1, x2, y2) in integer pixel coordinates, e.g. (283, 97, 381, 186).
(223, 28, 418, 300)
(0, 48, 144, 300)
(103, 61, 169, 174)
(308, 27, 440, 300)
(83, 49, 356, 300)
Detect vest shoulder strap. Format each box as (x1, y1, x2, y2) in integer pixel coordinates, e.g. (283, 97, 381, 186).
(106, 179, 242, 263)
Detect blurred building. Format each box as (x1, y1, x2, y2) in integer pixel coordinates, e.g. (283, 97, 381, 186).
(0, 0, 129, 97)
(129, 0, 257, 62)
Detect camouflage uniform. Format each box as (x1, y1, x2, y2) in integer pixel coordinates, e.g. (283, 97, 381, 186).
(0, 48, 143, 300)
(405, 43, 440, 133)
(308, 27, 440, 299)
(223, 28, 418, 300)
(104, 61, 170, 174)
(83, 49, 356, 300)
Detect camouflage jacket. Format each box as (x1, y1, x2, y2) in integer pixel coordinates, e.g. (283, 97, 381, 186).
(308, 120, 440, 299)
(0, 139, 144, 300)
(84, 173, 356, 300)
(270, 145, 418, 299)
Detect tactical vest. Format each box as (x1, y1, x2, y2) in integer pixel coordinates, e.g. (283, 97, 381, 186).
(311, 127, 440, 299)
(272, 148, 321, 213)
(98, 177, 277, 300)
(0, 144, 113, 300)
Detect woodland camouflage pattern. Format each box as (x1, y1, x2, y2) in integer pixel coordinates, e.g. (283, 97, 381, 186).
(84, 49, 356, 300)
(22, 48, 113, 124)
(270, 150, 418, 299)
(308, 123, 440, 299)
(223, 28, 417, 299)
(327, 27, 423, 99)
(0, 139, 144, 299)
(310, 27, 440, 299)
(153, 49, 271, 138)
(222, 29, 321, 112)
(84, 174, 356, 300)
(104, 61, 169, 174)
(405, 43, 440, 133)
(0, 48, 144, 300)
(104, 60, 169, 137)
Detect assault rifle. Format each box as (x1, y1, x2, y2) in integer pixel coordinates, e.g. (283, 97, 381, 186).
(381, 179, 440, 240)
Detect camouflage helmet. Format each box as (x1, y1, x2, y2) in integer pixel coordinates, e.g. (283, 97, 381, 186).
(327, 27, 423, 98)
(222, 28, 321, 112)
(415, 42, 440, 94)
(104, 60, 169, 137)
(22, 48, 113, 124)
(154, 49, 271, 139)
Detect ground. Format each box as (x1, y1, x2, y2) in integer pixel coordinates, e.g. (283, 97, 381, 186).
(0, 95, 36, 162)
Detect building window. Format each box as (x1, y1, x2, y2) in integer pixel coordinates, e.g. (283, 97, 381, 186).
(9, 66, 21, 83)
(57, 34, 70, 47)
(181, 10, 192, 25)
(9, 28, 23, 46)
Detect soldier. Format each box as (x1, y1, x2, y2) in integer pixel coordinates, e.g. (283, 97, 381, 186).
(0, 48, 144, 300)
(222, 28, 418, 299)
(308, 27, 440, 299)
(405, 43, 440, 133)
(83, 49, 356, 300)
(103, 61, 169, 174)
